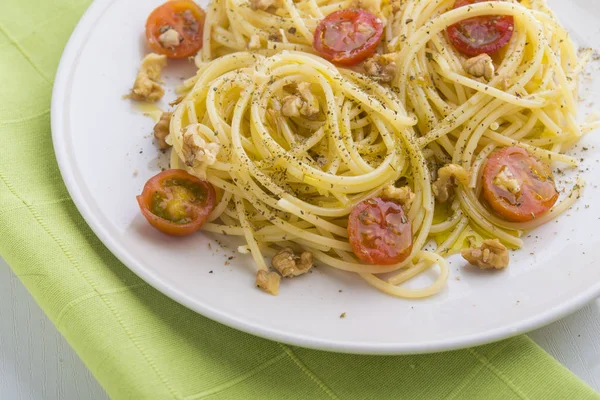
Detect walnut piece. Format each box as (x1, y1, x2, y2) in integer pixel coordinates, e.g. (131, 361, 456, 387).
(364, 53, 397, 83)
(181, 125, 221, 168)
(256, 270, 281, 295)
(461, 239, 509, 270)
(126, 53, 167, 102)
(432, 164, 469, 203)
(169, 96, 185, 107)
(382, 185, 415, 210)
(271, 247, 313, 277)
(281, 96, 302, 117)
(281, 82, 319, 119)
(158, 28, 181, 48)
(463, 54, 495, 81)
(153, 112, 172, 149)
(250, 0, 280, 11)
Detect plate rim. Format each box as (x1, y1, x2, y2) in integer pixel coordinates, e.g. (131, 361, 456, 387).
(51, 0, 600, 355)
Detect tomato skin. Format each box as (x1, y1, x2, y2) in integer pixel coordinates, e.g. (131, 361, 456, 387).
(137, 169, 216, 236)
(313, 9, 384, 66)
(348, 198, 413, 265)
(482, 147, 558, 222)
(447, 0, 514, 57)
(145, 1, 205, 59)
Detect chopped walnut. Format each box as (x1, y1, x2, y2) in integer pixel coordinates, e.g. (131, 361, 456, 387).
(153, 112, 172, 149)
(247, 34, 261, 50)
(158, 28, 181, 49)
(169, 96, 185, 107)
(281, 96, 302, 117)
(281, 82, 319, 119)
(364, 53, 397, 83)
(181, 125, 221, 168)
(297, 82, 319, 117)
(125, 53, 167, 102)
(256, 270, 281, 295)
(271, 247, 313, 277)
(382, 185, 415, 210)
(432, 164, 470, 203)
(250, 0, 280, 11)
(461, 239, 509, 270)
(463, 54, 495, 81)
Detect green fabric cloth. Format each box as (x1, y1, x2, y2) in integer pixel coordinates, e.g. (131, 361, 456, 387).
(0, 0, 599, 399)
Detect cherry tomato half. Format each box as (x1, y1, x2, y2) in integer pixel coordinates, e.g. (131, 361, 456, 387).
(313, 9, 384, 66)
(348, 198, 413, 265)
(137, 169, 216, 236)
(482, 147, 558, 222)
(145, 1, 205, 59)
(446, 0, 514, 57)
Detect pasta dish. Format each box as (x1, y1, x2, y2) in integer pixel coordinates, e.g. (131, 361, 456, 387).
(127, 0, 597, 298)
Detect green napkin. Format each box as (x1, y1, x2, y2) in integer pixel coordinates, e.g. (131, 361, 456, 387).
(1, 0, 599, 399)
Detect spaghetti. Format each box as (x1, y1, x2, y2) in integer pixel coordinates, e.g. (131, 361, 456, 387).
(148, 0, 595, 297)
(199, 0, 363, 60)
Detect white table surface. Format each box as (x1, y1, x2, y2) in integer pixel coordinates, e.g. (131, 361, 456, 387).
(1, 256, 599, 399)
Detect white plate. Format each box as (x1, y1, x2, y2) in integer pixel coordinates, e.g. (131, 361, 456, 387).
(52, 0, 600, 354)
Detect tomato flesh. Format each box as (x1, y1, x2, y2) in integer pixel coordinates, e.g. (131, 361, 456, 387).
(313, 9, 383, 66)
(137, 169, 216, 236)
(482, 147, 558, 222)
(348, 198, 413, 265)
(145, 1, 205, 59)
(447, 0, 514, 56)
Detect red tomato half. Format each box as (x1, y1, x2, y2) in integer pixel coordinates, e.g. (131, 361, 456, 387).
(313, 9, 383, 66)
(348, 198, 413, 265)
(137, 169, 216, 236)
(446, 0, 514, 56)
(145, 1, 205, 59)
(482, 147, 558, 222)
